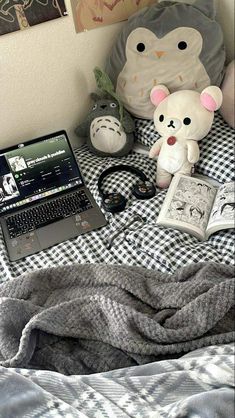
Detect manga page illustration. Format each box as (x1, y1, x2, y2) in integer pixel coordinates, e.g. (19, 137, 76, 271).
(165, 176, 216, 232)
(208, 182, 235, 227)
(158, 176, 216, 238)
(157, 175, 234, 240)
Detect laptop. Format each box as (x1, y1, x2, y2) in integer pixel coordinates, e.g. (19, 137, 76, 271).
(0, 130, 107, 261)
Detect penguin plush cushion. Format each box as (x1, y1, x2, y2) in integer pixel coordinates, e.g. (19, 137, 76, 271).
(75, 93, 135, 157)
(105, 0, 226, 119)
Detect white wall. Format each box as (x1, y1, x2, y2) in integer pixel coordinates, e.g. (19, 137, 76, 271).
(0, 0, 123, 149)
(216, 0, 234, 63)
(0, 0, 234, 150)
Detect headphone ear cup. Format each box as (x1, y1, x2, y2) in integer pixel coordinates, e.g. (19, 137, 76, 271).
(102, 193, 127, 213)
(132, 181, 156, 200)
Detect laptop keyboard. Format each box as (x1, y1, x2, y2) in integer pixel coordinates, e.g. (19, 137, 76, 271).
(6, 190, 93, 239)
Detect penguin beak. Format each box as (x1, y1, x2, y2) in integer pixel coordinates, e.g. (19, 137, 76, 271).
(154, 51, 166, 58)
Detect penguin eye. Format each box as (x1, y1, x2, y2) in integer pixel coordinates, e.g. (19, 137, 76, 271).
(159, 114, 164, 122)
(110, 102, 117, 108)
(183, 117, 191, 125)
(178, 41, 187, 50)
(136, 43, 145, 52)
(92, 104, 97, 110)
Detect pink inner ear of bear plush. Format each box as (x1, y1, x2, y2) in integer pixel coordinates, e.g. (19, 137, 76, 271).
(200, 92, 217, 111)
(151, 89, 168, 106)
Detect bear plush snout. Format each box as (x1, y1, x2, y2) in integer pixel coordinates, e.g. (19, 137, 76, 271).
(161, 117, 182, 133)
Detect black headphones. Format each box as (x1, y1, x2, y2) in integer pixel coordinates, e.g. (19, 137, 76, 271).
(97, 164, 156, 213)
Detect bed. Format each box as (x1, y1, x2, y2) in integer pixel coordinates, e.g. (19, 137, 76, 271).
(0, 111, 234, 417)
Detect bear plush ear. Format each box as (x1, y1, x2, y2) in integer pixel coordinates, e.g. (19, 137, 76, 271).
(150, 85, 170, 107)
(200, 86, 223, 112)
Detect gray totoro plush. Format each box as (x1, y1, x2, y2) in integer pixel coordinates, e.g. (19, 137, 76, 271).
(75, 93, 135, 157)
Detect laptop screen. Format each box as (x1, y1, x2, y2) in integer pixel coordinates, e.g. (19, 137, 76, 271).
(0, 131, 84, 215)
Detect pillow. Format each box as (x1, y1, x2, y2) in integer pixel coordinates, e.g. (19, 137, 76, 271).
(133, 112, 235, 184)
(105, 0, 226, 119)
(220, 60, 235, 128)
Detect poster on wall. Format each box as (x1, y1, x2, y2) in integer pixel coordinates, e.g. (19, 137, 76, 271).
(70, 0, 158, 33)
(0, 0, 67, 36)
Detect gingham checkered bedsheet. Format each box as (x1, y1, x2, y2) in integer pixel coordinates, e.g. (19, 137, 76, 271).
(0, 146, 234, 282)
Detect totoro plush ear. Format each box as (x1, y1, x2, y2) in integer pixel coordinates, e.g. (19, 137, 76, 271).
(103, 92, 116, 101)
(200, 86, 223, 111)
(150, 85, 170, 107)
(90, 92, 101, 102)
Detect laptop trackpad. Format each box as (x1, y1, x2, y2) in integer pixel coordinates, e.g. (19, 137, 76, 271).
(37, 217, 77, 248)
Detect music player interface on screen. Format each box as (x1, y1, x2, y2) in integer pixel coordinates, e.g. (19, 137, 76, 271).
(0, 134, 83, 214)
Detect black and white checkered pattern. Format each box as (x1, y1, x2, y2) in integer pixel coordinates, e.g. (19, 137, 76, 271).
(0, 146, 234, 282)
(134, 113, 235, 184)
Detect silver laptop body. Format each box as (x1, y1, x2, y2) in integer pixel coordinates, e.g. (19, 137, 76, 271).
(0, 130, 106, 261)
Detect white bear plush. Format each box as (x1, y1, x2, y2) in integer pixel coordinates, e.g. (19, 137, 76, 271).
(149, 85, 223, 188)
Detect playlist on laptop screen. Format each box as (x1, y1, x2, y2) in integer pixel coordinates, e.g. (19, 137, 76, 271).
(0, 133, 83, 214)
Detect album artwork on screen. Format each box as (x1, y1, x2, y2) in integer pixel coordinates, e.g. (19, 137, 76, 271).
(0, 134, 83, 214)
(157, 174, 235, 241)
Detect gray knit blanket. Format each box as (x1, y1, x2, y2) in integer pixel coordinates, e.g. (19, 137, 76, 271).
(0, 262, 234, 375)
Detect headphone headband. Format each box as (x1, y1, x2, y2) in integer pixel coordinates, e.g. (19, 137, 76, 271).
(97, 164, 156, 213)
(97, 164, 148, 197)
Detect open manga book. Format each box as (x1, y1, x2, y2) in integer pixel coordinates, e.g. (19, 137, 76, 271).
(157, 174, 235, 240)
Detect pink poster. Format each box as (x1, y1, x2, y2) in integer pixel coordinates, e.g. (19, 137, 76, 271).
(71, 0, 158, 32)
